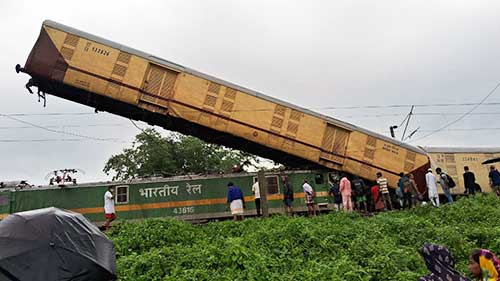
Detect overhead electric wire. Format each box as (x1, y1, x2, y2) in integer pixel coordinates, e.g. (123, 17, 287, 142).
(0, 123, 125, 130)
(409, 81, 500, 143)
(2, 101, 500, 117)
(3, 99, 499, 143)
(337, 112, 500, 118)
(0, 114, 130, 144)
(311, 101, 500, 110)
(383, 127, 500, 133)
(2, 112, 96, 117)
(0, 138, 129, 143)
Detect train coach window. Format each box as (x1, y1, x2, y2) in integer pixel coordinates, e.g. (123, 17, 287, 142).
(115, 185, 129, 204)
(252, 175, 280, 194)
(266, 176, 279, 194)
(315, 174, 324, 185)
(0, 195, 8, 206)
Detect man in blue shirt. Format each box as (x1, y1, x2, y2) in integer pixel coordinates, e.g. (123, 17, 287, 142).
(227, 182, 245, 221)
(489, 165, 500, 196)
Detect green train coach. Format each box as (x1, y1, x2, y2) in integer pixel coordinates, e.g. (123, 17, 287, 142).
(0, 170, 335, 222)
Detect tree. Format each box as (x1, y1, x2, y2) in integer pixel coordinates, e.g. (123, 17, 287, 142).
(103, 128, 258, 180)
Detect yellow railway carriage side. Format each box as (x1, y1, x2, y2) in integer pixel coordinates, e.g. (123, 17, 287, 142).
(18, 20, 430, 188)
(424, 147, 500, 194)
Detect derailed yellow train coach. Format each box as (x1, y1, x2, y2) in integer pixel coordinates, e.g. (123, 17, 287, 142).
(423, 147, 500, 194)
(17, 20, 430, 188)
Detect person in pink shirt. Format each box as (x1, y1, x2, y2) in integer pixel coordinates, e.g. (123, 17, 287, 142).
(339, 174, 353, 212)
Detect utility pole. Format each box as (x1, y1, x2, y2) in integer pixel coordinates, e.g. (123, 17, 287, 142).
(257, 170, 269, 218)
(401, 105, 414, 141)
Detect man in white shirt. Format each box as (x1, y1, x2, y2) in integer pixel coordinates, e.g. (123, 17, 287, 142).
(302, 180, 317, 216)
(102, 186, 116, 231)
(251, 180, 261, 217)
(425, 169, 439, 207)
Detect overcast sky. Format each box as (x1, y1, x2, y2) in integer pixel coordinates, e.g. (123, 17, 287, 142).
(1, 0, 500, 185)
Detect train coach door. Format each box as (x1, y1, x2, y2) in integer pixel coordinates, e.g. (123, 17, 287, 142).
(139, 64, 179, 112)
(319, 123, 350, 168)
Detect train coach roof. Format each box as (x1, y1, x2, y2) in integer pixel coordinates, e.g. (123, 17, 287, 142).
(42, 20, 426, 155)
(10, 169, 324, 191)
(422, 146, 500, 154)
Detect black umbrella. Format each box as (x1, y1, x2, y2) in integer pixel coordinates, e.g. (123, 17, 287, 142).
(482, 157, 500, 165)
(0, 207, 116, 281)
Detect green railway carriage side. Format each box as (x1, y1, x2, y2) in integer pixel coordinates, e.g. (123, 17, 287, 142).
(0, 170, 333, 222)
(0, 191, 10, 219)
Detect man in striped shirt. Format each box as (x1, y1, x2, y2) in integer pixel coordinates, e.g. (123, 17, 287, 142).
(376, 172, 393, 210)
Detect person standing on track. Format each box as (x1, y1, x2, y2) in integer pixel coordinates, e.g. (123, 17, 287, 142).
(302, 180, 317, 217)
(251, 179, 261, 217)
(463, 166, 476, 196)
(426, 169, 439, 207)
(339, 174, 353, 212)
(436, 168, 454, 203)
(101, 186, 116, 231)
(376, 172, 392, 211)
(408, 173, 422, 207)
(352, 176, 368, 213)
(227, 182, 245, 221)
(328, 177, 343, 211)
(282, 176, 294, 216)
(489, 165, 500, 196)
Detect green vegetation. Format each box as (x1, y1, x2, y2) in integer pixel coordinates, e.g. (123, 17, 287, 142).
(103, 129, 258, 180)
(109, 195, 500, 280)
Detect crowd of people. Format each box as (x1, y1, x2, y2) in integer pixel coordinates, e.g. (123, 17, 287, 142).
(323, 165, 500, 214)
(225, 165, 500, 220)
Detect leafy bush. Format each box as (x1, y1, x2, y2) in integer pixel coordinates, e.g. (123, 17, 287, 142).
(109, 195, 500, 280)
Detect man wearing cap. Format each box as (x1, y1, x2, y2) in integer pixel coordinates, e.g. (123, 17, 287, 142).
(425, 168, 439, 207)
